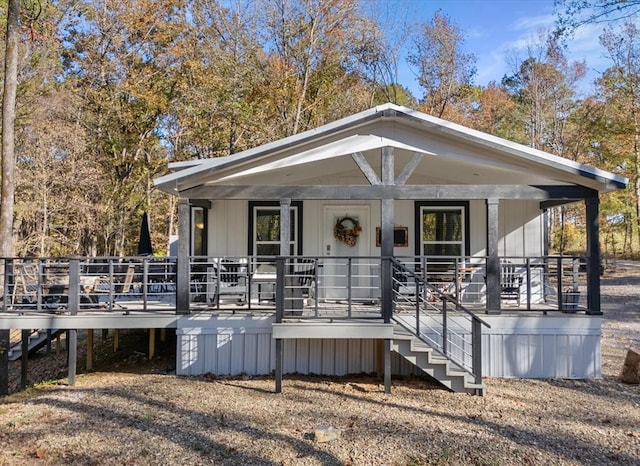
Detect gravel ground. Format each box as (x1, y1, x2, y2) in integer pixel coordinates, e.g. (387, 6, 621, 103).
(1, 263, 639, 465)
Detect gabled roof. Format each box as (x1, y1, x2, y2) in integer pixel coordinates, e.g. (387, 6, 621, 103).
(154, 103, 628, 195)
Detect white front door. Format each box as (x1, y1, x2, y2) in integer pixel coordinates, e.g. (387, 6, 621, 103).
(322, 205, 371, 301)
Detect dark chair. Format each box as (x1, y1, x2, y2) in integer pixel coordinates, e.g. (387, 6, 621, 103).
(293, 258, 316, 301)
(500, 261, 523, 306)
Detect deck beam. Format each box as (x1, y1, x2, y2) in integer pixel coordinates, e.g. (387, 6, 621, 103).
(182, 184, 598, 201)
(0, 313, 178, 330)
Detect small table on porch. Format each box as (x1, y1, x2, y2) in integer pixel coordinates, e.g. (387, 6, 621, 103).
(252, 265, 277, 303)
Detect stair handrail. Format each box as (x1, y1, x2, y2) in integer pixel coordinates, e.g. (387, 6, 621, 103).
(390, 258, 490, 385)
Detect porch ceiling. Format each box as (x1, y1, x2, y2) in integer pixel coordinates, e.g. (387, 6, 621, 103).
(205, 141, 565, 188)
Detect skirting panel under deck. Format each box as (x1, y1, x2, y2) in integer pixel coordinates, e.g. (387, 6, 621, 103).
(482, 315, 602, 378)
(176, 314, 602, 379)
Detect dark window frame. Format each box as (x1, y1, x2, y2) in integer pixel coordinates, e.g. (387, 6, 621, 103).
(248, 201, 303, 256)
(414, 201, 470, 257)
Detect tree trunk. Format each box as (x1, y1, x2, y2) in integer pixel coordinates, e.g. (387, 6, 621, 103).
(0, 0, 20, 258)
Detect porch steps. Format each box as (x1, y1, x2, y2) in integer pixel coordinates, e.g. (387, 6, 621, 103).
(392, 325, 485, 396)
(8, 329, 62, 361)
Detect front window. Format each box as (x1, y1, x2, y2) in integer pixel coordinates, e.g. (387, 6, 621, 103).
(249, 202, 303, 256)
(421, 206, 465, 256)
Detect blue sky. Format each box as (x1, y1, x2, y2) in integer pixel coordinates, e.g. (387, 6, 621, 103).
(385, 0, 615, 98)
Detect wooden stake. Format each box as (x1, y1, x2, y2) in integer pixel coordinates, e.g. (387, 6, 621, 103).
(113, 329, 119, 352)
(149, 328, 156, 359)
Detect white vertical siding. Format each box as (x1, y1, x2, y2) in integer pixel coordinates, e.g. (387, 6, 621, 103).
(177, 315, 601, 379)
(206, 198, 544, 259)
(208, 200, 248, 256)
(500, 199, 543, 257)
(469, 200, 487, 256)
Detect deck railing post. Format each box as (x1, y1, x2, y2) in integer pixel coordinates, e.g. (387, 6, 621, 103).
(2, 259, 12, 311)
(275, 257, 285, 323)
(442, 299, 448, 356)
(142, 258, 149, 311)
(347, 258, 352, 317)
(556, 257, 563, 311)
(36, 260, 43, 312)
(526, 258, 532, 309)
(381, 256, 393, 323)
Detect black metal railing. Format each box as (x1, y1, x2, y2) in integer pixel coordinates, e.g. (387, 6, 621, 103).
(390, 258, 490, 384)
(0, 254, 592, 315)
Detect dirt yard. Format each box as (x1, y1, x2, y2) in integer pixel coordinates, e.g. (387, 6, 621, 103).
(1, 262, 639, 465)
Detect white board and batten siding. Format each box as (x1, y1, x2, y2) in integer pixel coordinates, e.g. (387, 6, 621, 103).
(176, 315, 602, 379)
(205, 198, 544, 258)
(482, 315, 602, 379)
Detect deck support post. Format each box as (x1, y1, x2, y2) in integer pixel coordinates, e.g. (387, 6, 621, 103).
(275, 338, 283, 393)
(68, 329, 77, 386)
(86, 329, 93, 371)
(586, 196, 602, 315)
(384, 338, 391, 394)
(21, 329, 28, 389)
(486, 199, 501, 314)
(149, 328, 156, 359)
(0, 329, 8, 396)
(176, 198, 190, 314)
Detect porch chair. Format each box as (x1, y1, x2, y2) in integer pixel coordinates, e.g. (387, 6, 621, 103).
(208, 258, 248, 305)
(12, 262, 40, 307)
(293, 258, 316, 302)
(500, 261, 523, 306)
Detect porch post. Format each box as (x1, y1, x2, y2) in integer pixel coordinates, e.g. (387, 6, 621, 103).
(381, 197, 394, 324)
(176, 198, 191, 314)
(279, 199, 291, 257)
(381, 147, 394, 324)
(585, 196, 602, 315)
(381, 147, 394, 394)
(486, 199, 501, 314)
(67, 259, 80, 386)
(275, 199, 291, 393)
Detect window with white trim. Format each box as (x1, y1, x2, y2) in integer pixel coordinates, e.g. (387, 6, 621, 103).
(249, 202, 302, 256)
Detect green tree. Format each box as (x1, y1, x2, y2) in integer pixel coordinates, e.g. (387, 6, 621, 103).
(591, 21, 640, 250)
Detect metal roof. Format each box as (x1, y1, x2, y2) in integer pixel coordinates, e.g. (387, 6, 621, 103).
(154, 103, 628, 194)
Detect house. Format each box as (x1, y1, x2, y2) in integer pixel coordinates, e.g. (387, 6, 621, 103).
(151, 103, 627, 394)
(0, 103, 628, 396)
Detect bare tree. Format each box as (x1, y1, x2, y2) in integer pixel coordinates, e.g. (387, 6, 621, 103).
(407, 11, 476, 118)
(556, 0, 640, 33)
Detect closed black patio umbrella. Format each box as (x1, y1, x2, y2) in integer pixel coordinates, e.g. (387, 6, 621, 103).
(137, 211, 153, 256)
